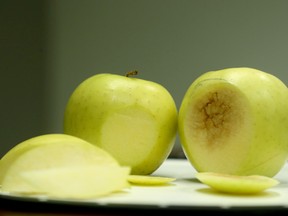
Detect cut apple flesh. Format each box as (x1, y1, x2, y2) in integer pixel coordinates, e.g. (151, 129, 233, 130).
(0, 134, 119, 182)
(0, 134, 128, 198)
(13, 166, 130, 199)
(101, 106, 158, 173)
(0, 143, 119, 193)
(195, 172, 279, 194)
(127, 175, 176, 185)
(181, 81, 253, 174)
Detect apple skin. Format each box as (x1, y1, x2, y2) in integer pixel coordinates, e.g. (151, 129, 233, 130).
(64, 73, 178, 175)
(178, 67, 288, 177)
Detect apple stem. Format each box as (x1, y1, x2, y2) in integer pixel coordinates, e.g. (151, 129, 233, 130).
(125, 70, 138, 77)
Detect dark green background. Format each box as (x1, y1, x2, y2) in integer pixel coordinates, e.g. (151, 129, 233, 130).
(1, 0, 288, 158)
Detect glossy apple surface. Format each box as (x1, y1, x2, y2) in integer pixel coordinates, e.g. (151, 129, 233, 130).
(64, 73, 178, 175)
(179, 67, 288, 177)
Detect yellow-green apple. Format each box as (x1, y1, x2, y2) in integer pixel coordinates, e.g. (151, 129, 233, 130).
(178, 67, 288, 177)
(0, 134, 130, 198)
(63, 72, 178, 175)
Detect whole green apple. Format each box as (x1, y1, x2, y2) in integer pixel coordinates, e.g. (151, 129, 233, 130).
(178, 67, 288, 177)
(63, 72, 178, 175)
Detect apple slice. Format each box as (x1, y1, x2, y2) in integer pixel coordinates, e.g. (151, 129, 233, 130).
(195, 172, 279, 194)
(0, 134, 124, 194)
(127, 175, 176, 185)
(15, 166, 130, 199)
